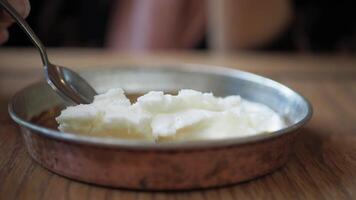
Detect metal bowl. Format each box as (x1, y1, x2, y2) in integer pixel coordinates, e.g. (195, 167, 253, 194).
(9, 64, 312, 190)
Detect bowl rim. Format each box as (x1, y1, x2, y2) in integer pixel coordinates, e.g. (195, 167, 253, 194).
(8, 63, 313, 150)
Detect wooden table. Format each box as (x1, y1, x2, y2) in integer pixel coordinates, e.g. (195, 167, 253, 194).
(1, 48, 356, 200)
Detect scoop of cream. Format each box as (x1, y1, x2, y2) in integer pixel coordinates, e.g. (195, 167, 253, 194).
(56, 88, 285, 142)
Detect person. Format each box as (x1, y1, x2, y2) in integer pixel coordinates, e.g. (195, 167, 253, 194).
(0, 0, 30, 44)
(1, 0, 355, 52)
(0, 0, 294, 51)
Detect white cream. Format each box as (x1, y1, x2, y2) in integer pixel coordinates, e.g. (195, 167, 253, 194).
(56, 88, 285, 142)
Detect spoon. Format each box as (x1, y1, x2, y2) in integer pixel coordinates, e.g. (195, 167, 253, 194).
(0, 0, 97, 104)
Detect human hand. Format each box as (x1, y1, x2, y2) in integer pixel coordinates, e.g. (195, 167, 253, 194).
(0, 0, 30, 44)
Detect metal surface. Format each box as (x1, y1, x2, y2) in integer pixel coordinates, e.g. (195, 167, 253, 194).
(9, 64, 312, 190)
(0, 0, 97, 104)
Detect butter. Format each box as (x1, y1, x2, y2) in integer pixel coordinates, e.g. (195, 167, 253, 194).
(56, 88, 285, 142)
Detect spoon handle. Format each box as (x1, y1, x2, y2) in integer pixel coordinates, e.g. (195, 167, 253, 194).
(0, 0, 50, 66)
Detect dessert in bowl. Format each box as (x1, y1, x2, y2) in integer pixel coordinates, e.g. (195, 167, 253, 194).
(9, 64, 312, 190)
(57, 88, 286, 142)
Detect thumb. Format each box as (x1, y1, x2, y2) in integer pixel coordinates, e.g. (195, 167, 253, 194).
(0, 29, 9, 44)
(0, 0, 31, 22)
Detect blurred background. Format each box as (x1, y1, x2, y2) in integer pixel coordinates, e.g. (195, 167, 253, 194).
(2, 0, 356, 54)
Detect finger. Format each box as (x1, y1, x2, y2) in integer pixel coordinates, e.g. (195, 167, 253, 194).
(0, 29, 9, 44)
(22, 0, 31, 18)
(0, 8, 10, 23)
(10, 0, 30, 18)
(0, 21, 12, 29)
(0, 0, 31, 23)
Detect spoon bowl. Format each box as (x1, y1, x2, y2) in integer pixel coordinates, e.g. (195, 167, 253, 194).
(45, 64, 97, 104)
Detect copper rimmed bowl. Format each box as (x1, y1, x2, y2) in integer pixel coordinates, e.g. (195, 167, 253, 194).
(8, 64, 312, 190)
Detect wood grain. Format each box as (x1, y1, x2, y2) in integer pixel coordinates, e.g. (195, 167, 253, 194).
(1, 48, 356, 199)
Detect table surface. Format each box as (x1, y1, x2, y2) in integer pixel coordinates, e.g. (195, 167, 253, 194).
(1, 48, 356, 200)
